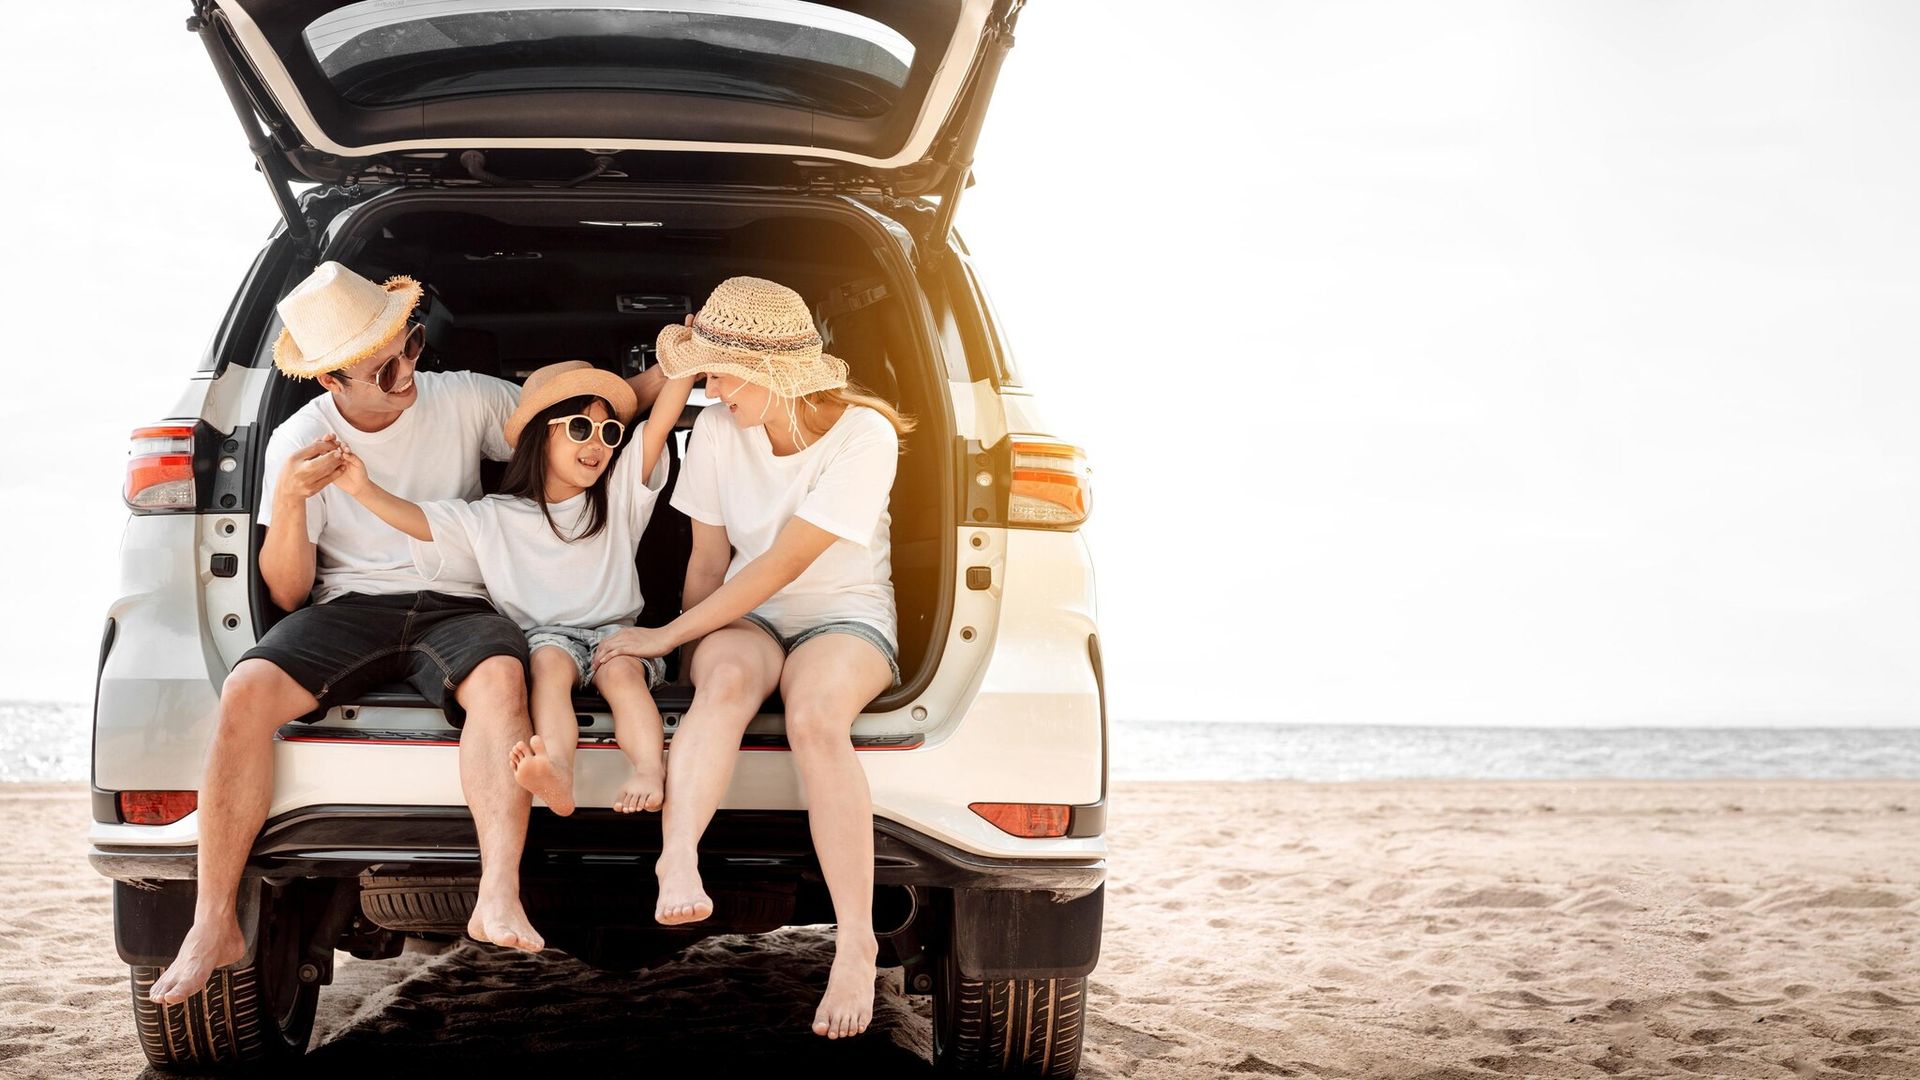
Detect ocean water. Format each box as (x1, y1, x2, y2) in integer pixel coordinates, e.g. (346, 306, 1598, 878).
(1111, 719, 1920, 782)
(6, 701, 1917, 783)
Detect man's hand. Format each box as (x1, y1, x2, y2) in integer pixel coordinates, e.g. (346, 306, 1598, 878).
(278, 434, 347, 505)
(593, 626, 677, 673)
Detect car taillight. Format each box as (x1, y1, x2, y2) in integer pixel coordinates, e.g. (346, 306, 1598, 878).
(124, 424, 198, 511)
(1007, 440, 1090, 529)
(970, 801, 1071, 838)
(118, 790, 198, 825)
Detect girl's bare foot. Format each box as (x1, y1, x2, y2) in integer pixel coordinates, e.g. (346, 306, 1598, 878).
(812, 932, 879, 1039)
(147, 916, 247, 1004)
(614, 762, 666, 813)
(509, 735, 575, 817)
(654, 851, 714, 924)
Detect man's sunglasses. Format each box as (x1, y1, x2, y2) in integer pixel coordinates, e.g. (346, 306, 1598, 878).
(336, 324, 425, 394)
(548, 414, 626, 447)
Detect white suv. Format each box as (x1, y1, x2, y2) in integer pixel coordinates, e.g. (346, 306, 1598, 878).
(91, 1, 1104, 1075)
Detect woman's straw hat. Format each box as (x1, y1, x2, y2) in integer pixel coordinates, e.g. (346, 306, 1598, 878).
(503, 361, 639, 448)
(272, 261, 424, 379)
(655, 276, 849, 398)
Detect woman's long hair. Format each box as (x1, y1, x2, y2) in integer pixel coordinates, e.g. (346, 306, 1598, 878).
(498, 393, 622, 542)
(790, 379, 915, 442)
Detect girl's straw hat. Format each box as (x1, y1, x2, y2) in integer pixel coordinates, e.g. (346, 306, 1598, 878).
(655, 276, 849, 398)
(503, 361, 639, 448)
(272, 261, 423, 379)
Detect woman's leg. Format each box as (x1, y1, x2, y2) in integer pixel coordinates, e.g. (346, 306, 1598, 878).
(655, 622, 785, 924)
(779, 632, 895, 1039)
(510, 644, 583, 817)
(594, 656, 666, 813)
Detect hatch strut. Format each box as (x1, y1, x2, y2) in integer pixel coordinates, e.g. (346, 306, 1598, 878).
(187, 9, 313, 259)
(923, 0, 1026, 249)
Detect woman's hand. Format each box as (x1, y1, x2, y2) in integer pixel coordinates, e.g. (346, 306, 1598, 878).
(594, 625, 677, 672)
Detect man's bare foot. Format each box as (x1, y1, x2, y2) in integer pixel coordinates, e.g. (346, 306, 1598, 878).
(147, 916, 247, 1005)
(614, 761, 665, 814)
(812, 933, 879, 1039)
(509, 735, 575, 816)
(466, 891, 544, 953)
(654, 851, 714, 925)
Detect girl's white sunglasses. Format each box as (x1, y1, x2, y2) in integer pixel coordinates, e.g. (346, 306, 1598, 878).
(548, 414, 626, 447)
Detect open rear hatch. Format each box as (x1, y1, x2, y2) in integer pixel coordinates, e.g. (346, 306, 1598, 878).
(191, 0, 1025, 248)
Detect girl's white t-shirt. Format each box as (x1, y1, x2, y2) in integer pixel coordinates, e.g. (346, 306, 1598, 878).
(410, 449, 671, 631)
(670, 402, 899, 646)
(257, 369, 519, 605)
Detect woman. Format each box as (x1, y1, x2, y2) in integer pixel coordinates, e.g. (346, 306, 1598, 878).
(594, 276, 912, 1040)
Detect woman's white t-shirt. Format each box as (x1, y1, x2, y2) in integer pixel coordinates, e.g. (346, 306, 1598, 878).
(257, 370, 519, 605)
(670, 402, 899, 647)
(409, 449, 671, 631)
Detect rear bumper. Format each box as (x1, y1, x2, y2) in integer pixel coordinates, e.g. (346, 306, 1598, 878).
(89, 805, 1106, 898)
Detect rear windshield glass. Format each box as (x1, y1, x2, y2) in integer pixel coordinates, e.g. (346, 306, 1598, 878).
(304, 0, 916, 118)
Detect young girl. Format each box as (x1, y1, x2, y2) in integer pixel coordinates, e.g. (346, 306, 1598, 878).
(337, 360, 695, 816)
(591, 277, 911, 1040)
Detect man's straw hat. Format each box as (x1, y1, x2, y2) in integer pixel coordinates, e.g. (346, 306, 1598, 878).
(655, 277, 849, 398)
(503, 361, 639, 448)
(272, 261, 423, 379)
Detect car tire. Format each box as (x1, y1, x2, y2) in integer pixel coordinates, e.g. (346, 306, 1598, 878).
(932, 943, 1086, 1078)
(127, 885, 318, 1071)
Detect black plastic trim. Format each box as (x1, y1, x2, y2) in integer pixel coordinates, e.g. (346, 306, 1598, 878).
(91, 805, 1105, 896)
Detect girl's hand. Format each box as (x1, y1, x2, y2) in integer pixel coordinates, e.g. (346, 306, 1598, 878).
(334, 446, 370, 498)
(593, 626, 676, 671)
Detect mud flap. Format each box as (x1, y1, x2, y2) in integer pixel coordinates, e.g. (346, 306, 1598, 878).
(113, 878, 260, 968)
(951, 883, 1103, 980)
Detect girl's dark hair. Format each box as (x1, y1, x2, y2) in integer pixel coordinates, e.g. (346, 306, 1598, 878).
(498, 394, 623, 543)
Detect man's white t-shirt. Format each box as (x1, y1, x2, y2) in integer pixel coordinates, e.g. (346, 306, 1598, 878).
(409, 450, 672, 631)
(670, 402, 899, 647)
(258, 370, 520, 605)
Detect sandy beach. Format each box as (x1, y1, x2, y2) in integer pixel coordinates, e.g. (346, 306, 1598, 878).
(3, 779, 1917, 1079)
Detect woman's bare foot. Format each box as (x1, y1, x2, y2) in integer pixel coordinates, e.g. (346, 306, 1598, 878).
(614, 761, 666, 814)
(509, 735, 575, 816)
(654, 851, 714, 925)
(466, 888, 544, 953)
(147, 916, 247, 1004)
(812, 932, 879, 1039)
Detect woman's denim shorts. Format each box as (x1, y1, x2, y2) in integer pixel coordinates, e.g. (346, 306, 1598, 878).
(741, 613, 902, 687)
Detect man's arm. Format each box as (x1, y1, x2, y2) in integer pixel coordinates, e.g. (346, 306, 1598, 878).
(626, 364, 668, 413)
(259, 435, 346, 612)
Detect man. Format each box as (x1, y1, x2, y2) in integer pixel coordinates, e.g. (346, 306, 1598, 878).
(151, 262, 666, 1003)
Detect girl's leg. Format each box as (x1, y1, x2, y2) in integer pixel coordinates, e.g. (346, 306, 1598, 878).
(655, 622, 785, 925)
(778, 632, 895, 1039)
(510, 644, 583, 817)
(594, 656, 666, 813)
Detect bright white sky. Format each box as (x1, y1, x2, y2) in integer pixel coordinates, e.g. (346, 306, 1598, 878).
(2, 1, 1917, 726)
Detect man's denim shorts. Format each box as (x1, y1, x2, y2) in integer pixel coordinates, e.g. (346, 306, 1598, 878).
(741, 613, 902, 687)
(526, 623, 667, 689)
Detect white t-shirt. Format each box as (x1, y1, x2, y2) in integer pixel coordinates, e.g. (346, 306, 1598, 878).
(259, 370, 520, 606)
(670, 402, 899, 646)
(410, 449, 672, 631)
